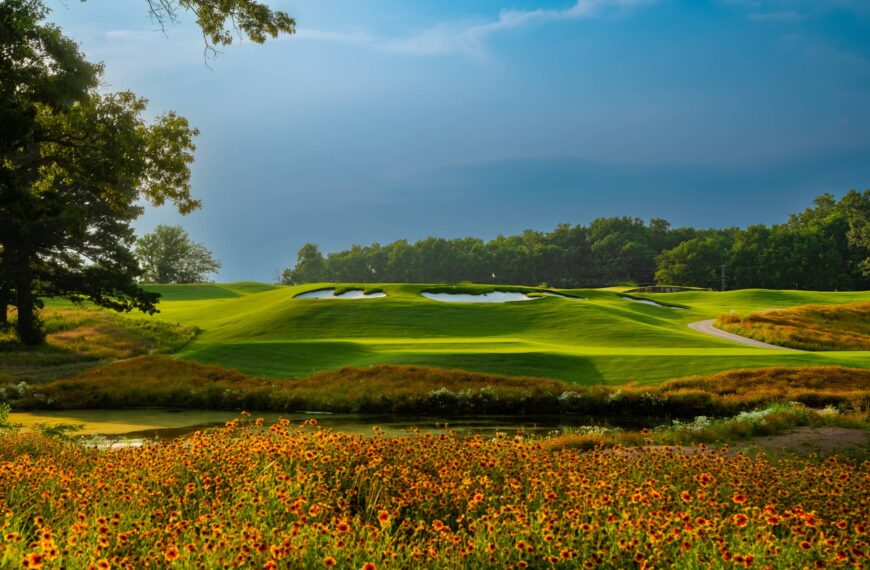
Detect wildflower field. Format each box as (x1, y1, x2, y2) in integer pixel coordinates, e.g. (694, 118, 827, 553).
(1, 418, 867, 569)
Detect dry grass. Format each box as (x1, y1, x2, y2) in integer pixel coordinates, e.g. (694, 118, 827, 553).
(659, 365, 870, 410)
(715, 301, 870, 350)
(0, 309, 198, 383)
(4, 357, 870, 418)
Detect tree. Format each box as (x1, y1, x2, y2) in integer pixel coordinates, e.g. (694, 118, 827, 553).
(135, 225, 220, 284)
(842, 190, 870, 277)
(282, 243, 327, 285)
(89, 1, 295, 60)
(655, 233, 733, 290)
(0, 0, 198, 344)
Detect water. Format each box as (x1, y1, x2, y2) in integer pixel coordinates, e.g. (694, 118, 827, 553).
(9, 409, 665, 443)
(422, 291, 536, 303)
(294, 288, 386, 300)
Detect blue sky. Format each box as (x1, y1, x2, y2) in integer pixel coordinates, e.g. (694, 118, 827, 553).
(49, 0, 870, 281)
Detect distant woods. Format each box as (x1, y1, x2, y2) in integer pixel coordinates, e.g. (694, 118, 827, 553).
(282, 191, 870, 291)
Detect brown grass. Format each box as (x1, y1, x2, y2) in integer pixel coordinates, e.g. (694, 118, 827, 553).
(0, 309, 197, 383)
(4, 357, 870, 417)
(715, 301, 870, 350)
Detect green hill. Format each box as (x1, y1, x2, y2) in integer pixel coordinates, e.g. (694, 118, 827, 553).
(131, 283, 870, 384)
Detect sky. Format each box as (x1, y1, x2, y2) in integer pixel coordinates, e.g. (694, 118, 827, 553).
(48, 0, 870, 281)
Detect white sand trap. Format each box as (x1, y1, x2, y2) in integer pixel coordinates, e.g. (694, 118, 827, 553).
(422, 291, 536, 303)
(295, 288, 386, 300)
(619, 295, 684, 309)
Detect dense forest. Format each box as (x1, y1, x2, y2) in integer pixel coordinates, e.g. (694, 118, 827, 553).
(282, 191, 870, 291)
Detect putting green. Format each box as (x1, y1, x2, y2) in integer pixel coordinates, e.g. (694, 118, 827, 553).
(136, 283, 870, 384)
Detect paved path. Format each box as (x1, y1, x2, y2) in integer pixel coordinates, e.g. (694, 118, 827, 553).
(687, 319, 795, 350)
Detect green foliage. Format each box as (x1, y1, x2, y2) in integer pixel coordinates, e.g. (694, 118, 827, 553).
(655, 233, 733, 290)
(0, 403, 13, 432)
(0, 0, 200, 344)
(135, 225, 221, 284)
(657, 191, 870, 290)
(136, 0, 295, 53)
(280, 193, 870, 291)
(281, 220, 696, 288)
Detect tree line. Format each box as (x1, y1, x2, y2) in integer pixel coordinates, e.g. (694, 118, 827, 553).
(282, 191, 870, 291)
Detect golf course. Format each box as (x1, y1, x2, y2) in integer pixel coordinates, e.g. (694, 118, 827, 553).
(136, 282, 870, 385)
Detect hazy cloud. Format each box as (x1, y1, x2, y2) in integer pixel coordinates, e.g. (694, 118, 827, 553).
(383, 0, 654, 57)
(746, 11, 806, 22)
(293, 0, 655, 59)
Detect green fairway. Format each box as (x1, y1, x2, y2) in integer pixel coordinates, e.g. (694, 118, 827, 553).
(134, 283, 870, 384)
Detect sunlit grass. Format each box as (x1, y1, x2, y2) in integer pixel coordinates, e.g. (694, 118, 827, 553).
(116, 283, 870, 383)
(716, 301, 870, 350)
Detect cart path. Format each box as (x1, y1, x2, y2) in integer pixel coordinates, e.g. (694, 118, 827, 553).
(688, 319, 796, 350)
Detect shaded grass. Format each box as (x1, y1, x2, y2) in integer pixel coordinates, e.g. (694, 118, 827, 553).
(0, 309, 198, 383)
(715, 301, 870, 350)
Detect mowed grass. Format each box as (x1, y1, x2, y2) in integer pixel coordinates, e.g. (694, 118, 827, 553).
(113, 283, 870, 384)
(715, 301, 870, 351)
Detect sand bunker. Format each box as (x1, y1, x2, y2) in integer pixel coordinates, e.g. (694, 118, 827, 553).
(295, 288, 386, 300)
(422, 291, 536, 303)
(620, 295, 684, 309)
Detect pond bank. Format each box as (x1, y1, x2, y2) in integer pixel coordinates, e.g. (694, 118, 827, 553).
(9, 409, 668, 441)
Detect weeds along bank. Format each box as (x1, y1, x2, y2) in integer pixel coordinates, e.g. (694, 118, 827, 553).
(0, 419, 867, 569)
(4, 359, 870, 418)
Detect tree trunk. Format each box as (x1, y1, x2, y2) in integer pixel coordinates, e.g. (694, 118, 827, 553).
(15, 266, 42, 345)
(0, 302, 7, 328)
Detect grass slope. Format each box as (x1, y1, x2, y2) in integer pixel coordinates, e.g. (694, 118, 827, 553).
(118, 283, 870, 384)
(0, 309, 197, 383)
(715, 301, 870, 350)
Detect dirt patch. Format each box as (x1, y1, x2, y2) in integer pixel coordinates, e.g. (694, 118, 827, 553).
(743, 426, 870, 456)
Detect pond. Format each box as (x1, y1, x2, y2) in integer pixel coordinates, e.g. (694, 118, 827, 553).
(9, 409, 667, 443)
(422, 291, 536, 303)
(294, 288, 386, 300)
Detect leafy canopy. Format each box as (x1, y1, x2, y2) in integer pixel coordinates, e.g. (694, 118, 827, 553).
(135, 225, 221, 284)
(0, 0, 199, 343)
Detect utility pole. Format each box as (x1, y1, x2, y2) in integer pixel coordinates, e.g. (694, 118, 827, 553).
(720, 264, 726, 292)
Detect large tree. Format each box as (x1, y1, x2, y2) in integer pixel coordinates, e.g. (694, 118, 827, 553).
(135, 225, 221, 284)
(88, 1, 294, 59)
(0, 0, 199, 344)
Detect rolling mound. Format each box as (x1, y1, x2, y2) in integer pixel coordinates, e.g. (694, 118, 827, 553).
(124, 283, 870, 383)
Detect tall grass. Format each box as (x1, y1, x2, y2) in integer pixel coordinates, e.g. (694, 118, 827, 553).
(0, 309, 198, 383)
(715, 301, 870, 350)
(4, 358, 869, 418)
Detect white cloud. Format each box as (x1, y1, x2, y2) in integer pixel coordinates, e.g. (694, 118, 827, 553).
(292, 0, 654, 59)
(383, 0, 654, 57)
